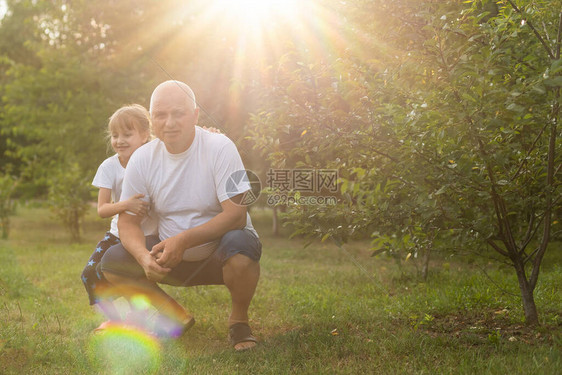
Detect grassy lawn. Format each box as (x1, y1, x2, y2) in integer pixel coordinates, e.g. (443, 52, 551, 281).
(0, 205, 561, 374)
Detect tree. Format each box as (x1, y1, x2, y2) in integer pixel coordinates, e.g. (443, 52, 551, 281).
(249, 0, 561, 325)
(0, 0, 161, 235)
(0, 1, 135, 196)
(375, 0, 561, 326)
(48, 163, 91, 242)
(0, 173, 19, 239)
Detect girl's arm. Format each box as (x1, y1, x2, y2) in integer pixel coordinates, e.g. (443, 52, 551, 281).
(97, 188, 148, 218)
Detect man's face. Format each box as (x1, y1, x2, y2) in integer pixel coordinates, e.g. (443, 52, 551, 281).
(151, 85, 199, 154)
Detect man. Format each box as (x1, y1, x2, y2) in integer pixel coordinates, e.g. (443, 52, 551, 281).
(99, 80, 261, 351)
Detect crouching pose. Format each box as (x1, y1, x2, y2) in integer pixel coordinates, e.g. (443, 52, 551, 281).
(99, 80, 261, 351)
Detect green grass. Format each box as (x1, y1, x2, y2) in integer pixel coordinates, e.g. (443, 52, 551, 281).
(0, 205, 561, 374)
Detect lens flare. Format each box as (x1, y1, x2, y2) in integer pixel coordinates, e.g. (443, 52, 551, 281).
(131, 294, 152, 311)
(88, 324, 162, 374)
(93, 285, 192, 342)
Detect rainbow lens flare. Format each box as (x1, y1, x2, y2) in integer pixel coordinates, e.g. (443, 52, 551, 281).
(88, 323, 162, 374)
(95, 289, 190, 338)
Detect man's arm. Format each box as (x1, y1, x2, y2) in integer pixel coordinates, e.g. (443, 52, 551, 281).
(150, 194, 247, 268)
(118, 212, 172, 281)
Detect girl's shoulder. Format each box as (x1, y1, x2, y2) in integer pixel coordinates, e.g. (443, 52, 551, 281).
(97, 154, 123, 171)
(93, 154, 123, 187)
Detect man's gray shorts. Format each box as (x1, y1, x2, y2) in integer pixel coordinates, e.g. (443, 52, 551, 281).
(98, 229, 261, 286)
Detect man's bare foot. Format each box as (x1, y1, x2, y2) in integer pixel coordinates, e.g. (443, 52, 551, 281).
(234, 340, 257, 351)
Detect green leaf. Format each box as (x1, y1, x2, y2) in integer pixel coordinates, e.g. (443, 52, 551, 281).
(434, 185, 447, 195)
(543, 76, 562, 87)
(506, 103, 525, 112)
(353, 167, 366, 179)
(531, 84, 546, 95)
(550, 59, 562, 75)
(370, 248, 387, 257)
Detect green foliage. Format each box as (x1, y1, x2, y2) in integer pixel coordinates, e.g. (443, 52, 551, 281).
(248, 0, 561, 325)
(0, 0, 181, 195)
(0, 0, 269, 198)
(47, 163, 92, 242)
(2, 51, 110, 182)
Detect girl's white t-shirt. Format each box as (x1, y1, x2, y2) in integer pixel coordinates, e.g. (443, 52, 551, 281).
(120, 126, 257, 243)
(92, 154, 124, 238)
(92, 154, 158, 238)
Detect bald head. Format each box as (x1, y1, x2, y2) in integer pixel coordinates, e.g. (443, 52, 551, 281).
(149, 80, 197, 114)
(149, 80, 200, 154)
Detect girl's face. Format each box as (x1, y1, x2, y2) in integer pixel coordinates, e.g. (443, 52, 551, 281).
(110, 127, 148, 164)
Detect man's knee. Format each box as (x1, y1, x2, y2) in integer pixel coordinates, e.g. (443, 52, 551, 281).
(98, 242, 145, 280)
(218, 229, 262, 264)
(220, 230, 251, 249)
(101, 269, 120, 284)
(223, 253, 260, 281)
(225, 253, 256, 268)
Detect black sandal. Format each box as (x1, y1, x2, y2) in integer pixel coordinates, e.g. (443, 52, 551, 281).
(229, 322, 257, 350)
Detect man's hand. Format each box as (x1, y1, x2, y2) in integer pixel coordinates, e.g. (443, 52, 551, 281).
(150, 235, 185, 269)
(139, 252, 172, 282)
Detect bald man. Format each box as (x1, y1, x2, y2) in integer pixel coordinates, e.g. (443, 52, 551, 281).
(99, 81, 261, 351)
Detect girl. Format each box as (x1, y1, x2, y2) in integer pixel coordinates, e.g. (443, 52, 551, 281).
(81, 104, 153, 326)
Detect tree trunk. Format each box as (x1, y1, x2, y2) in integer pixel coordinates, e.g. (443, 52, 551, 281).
(272, 206, 280, 237)
(421, 245, 431, 281)
(69, 209, 81, 243)
(421, 230, 437, 281)
(513, 260, 539, 326)
(1, 216, 9, 239)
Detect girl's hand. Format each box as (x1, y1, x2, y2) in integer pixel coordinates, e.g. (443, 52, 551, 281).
(125, 193, 149, 216)
(202, 126, 222, 134)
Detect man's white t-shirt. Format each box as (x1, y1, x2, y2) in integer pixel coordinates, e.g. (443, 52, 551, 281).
(120, 126, 257, 243)
(92, 154, 158, 238)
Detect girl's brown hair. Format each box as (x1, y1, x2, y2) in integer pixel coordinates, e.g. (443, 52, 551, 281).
(107, 104, 152, 141)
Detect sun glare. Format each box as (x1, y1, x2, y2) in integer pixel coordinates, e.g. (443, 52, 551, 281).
(199, 0, 312, 84)
(143, 0, 348, 101)
(214, 0, 300, 30)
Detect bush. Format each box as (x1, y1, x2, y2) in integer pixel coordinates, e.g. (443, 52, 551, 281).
(48, 163, 92, 242)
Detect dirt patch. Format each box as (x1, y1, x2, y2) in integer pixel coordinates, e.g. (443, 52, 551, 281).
(412, 309, 560, 345)
(0, 346, 31, 372)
